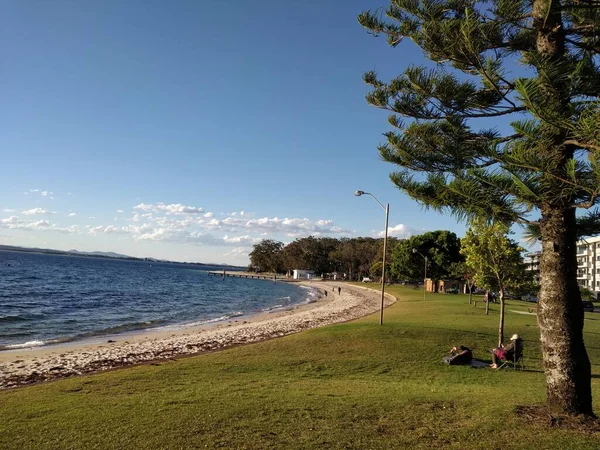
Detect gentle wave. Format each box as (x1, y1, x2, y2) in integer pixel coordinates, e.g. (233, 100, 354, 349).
(1, 340, 49, 350)
(76, 320, 168, 338)
(262, 304, 284, 312)
(0, 314, 30, 322)
(158, 311, 246, 330)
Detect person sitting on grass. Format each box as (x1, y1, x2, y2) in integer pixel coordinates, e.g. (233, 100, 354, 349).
(490, 334, 523, 369)
(443, 345, 473, 365)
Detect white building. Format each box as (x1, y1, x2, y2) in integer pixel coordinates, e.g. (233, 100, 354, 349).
(576, 236, 600, 297)
(524, 236, 600, 299)
(524, 251, 541, 284)
(293, 269, 315, 280)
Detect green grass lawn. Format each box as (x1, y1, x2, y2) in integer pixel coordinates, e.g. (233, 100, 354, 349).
(1, 285, 599, 449)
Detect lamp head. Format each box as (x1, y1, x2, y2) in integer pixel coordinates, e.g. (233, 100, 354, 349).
(354, 190, 364, 197)
(412, 248, 417, 254)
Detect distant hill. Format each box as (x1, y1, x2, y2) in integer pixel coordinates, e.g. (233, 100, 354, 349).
(0, 244, 244, 269)
(67, 249, 131, 259)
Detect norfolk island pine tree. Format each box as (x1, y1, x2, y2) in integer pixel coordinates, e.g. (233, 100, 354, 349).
(359, 1, 600, 416)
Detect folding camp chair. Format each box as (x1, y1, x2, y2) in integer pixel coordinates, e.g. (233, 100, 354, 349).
(499, 342, 524, 370)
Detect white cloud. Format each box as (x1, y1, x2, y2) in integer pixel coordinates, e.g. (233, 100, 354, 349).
(80, 202, 350, 253)
(224, 246, 250, 257)
(134, 203, 204, 215)
(68, 212, 76, 217)
(222, 235, 256, 245)
(0, 216, 78, 234)
(29, 189, 40, 193)
(378, 224, 418, 239)
(89, 225, 126, 235)
(54, 225, 80, 234)
(41, 191, 53, 197)
(3, 209, 15, 212)
(201, 216, 350, 236)
(1, 216, 20, 225)
(22, 208, 49, 216)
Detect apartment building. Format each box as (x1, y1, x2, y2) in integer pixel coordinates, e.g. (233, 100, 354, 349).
(576, 235, 600, 296)
(523, 251, 541, 284)
(524, 235, 600, 299)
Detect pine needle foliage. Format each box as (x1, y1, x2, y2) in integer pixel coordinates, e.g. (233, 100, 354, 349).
(358, 0, 600, 225)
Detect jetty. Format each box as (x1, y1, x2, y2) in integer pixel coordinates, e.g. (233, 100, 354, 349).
(207, 271, 290, 281)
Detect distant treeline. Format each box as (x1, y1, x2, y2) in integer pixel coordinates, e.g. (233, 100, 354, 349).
(248, 231, 464, 282)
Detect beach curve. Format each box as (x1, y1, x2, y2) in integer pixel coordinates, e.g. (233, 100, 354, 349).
(0, 282, 396, 389)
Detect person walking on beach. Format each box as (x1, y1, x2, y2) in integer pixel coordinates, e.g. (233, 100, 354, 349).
(338, 287, 341, 295)
(324, 290, 328, 298)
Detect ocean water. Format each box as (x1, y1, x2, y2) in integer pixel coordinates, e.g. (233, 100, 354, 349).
(0, 251, 317, 350)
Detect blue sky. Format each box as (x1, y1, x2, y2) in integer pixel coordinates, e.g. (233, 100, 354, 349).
(0, 0, 527, 265)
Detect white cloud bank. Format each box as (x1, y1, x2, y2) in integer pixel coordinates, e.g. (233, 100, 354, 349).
(134, 203, 204, 215)
(86, 207, 350, 249)
(22, 208, 50, 216)
(0, 216, 79, 234)
(377, 224, 419, 239)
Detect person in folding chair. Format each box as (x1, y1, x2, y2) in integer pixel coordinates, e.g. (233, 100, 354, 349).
(490, 334, 523, 369)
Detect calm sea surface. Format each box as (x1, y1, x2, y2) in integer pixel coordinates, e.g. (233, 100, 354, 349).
(0, 251, 316, 350)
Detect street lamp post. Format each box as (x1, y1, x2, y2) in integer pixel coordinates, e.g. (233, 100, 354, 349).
(412, 248, 427, 301)
(355, 190, 389, 325)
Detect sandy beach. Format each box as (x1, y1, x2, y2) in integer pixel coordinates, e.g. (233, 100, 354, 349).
(0, 282, 395, 389)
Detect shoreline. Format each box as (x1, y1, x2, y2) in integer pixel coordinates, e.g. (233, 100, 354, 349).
(0, 278, 318, 353)
(0, 282, 395, 389)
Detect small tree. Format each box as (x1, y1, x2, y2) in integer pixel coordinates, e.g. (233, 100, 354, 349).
(449, 261, 476, 304)
(461, 220, 528, 346)
(580, 286, 596, 302)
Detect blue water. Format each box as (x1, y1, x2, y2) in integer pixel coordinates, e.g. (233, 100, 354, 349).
(0, 251, 316, 350)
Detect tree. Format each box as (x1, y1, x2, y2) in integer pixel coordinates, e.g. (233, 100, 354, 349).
(390, 231, 462, 285)
(449, 261, 476, 304)
(461, 220, 530, 345)
(359, 1, 599, 415)
(580, 286, 596, 302)
(248, 239, 284, 273)
(282, 237, 340, 274)
(330, 237, 382, 280)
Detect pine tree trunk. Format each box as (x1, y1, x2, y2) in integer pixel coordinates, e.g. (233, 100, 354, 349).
(539, 206, 593, 416)
(498, 289, 505, 347)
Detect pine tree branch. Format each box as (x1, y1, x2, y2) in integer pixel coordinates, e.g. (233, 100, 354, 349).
(384, 102, 526, 119)
(472, 56, 518, 108)
(574, 192, 600, 209)
(559, 2, 600, 9)
(564, 140, 600, 152)
(564, 36, 600, 52)
(499, 159, 592, 192)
